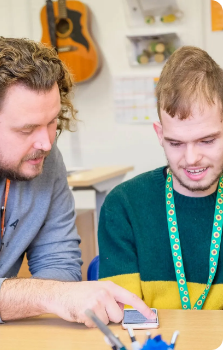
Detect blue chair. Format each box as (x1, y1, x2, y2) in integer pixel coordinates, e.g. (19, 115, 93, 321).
(87, 255, 99, 281)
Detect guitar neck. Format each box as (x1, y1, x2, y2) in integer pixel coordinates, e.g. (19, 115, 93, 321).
(58, 0, 67, 18)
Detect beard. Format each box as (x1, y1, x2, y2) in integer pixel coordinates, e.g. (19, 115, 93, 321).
(167, 161, 223, 193)
(0, 150, 50, 181)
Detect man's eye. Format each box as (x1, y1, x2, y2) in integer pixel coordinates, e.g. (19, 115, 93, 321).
(20, 130, 33, 135)
(170, 142, 182, 147)
(49, 118, 57, 126)
(201, 139, 215, 144)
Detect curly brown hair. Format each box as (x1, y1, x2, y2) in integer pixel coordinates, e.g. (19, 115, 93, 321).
(0, 36, 77, 134)
(156, 46, 223, 120)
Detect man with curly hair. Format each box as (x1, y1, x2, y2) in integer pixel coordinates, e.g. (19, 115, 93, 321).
(0, 37, 154, 327)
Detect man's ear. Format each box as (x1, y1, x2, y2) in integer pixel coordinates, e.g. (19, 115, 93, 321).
(153, 121, 163, 147)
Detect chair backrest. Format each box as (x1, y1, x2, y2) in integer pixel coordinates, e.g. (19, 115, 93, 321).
(87, 255, 99, 281)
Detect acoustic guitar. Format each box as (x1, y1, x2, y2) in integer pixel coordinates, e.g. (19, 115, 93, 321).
(40, 0, 99, 83)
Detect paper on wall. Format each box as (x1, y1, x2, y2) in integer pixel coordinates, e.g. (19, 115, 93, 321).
(114, 76, 159, 124)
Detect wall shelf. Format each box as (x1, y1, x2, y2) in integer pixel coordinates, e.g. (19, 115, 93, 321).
(126, 32, 181, 67)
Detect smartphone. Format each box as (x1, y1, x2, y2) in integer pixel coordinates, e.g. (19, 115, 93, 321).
(122, 308, 159, 330)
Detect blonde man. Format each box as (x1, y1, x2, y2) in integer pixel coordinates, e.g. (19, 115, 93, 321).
(99, 46, 223, 311)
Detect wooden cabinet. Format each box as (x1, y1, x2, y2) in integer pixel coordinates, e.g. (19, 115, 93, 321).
(76, 209, 97, 280)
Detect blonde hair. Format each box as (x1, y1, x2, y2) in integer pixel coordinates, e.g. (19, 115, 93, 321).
(0, 36, 77, 134)
(156, 46, 223, 120)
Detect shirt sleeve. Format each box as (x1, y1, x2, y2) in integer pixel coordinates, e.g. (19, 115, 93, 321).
(26, 146, 82, 282)
(98, 188, 142, 298)
(0, 278, 6, 323)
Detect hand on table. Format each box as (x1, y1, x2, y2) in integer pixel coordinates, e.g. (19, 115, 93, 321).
(49, 280, 156, 328)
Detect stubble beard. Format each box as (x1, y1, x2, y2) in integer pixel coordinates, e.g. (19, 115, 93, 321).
(168, 162, 223, 193)
(0, 150, 50, 181)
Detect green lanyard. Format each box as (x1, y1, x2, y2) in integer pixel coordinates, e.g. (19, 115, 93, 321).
(166, 171, 223, 310)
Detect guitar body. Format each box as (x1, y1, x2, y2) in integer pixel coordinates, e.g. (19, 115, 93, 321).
(41, 0, 99, 83)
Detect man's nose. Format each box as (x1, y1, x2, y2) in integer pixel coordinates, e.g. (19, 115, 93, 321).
(184, 144, 202, 166)
(33, 128, 52, 152)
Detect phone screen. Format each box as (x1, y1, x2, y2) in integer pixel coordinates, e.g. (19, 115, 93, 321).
(123, 309, 158, 324)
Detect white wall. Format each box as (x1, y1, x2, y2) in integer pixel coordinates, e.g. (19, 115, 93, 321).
(57, 0, 205, 180)
(0, 0, 221, 181)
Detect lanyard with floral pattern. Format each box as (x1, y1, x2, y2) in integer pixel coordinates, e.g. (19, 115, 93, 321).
(166, 171, 223, 310)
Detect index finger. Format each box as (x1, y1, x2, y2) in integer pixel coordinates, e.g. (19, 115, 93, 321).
(109, 283, 156, 319)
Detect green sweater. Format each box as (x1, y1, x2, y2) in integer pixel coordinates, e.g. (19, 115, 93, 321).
(98, 166, 223, 310)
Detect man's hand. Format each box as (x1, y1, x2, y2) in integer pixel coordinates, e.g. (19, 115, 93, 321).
(46, 280, 156, 328)
(0, 279, 156, 328)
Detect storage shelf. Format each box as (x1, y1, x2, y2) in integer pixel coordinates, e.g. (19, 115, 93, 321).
(126, 32, 181, 67)
(126, 24, 184, 37)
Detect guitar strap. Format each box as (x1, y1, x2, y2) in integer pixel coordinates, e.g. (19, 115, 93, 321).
(46, 0, 57, 50)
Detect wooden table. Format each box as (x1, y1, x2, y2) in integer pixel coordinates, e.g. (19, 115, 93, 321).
(67, 166, 134, 222)
(1, 309, 223, 350)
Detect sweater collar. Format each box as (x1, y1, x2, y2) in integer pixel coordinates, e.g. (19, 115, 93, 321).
(153, 166, 217, 208)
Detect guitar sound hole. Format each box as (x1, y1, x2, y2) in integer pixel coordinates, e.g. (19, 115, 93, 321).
(56, 19, 70, 35)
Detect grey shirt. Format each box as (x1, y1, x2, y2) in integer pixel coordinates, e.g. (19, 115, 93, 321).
(0, 143, 82, 322)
